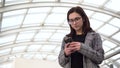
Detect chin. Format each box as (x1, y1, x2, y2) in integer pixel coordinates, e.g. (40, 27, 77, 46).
(74, 29, 79, 31)
(74, 28, 80, 30)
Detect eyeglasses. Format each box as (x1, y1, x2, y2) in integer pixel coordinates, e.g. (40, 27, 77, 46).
(68, 17, 81, 24)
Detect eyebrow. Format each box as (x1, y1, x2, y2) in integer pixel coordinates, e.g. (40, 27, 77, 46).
(69, 16, 81, 20)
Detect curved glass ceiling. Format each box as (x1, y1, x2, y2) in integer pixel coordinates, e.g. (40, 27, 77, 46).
(0, 0, 120, 68)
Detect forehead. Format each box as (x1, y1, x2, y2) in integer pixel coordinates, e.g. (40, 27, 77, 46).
(69, 12, 81, 19)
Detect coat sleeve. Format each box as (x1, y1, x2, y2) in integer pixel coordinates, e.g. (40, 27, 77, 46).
(58, 38, 70, 67)
(78, 33, 104, 64)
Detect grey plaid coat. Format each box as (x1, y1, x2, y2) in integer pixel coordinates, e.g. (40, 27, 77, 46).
(58, 31, 104, 68)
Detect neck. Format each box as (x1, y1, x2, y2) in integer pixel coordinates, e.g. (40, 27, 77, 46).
(76, 30, 83, 35)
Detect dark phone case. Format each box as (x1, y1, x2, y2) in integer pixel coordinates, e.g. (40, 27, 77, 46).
(64, 36, 73, 43)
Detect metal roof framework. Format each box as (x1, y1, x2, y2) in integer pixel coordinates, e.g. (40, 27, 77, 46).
(0, 0, 120, 68)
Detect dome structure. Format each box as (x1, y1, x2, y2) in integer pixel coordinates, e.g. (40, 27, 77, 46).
(0, 0, 120, 68)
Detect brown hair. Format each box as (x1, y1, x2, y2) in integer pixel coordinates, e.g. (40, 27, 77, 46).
(67, 6, 93, 37)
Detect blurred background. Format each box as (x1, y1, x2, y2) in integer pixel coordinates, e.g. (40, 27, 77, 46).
(0, 0, 120, 68)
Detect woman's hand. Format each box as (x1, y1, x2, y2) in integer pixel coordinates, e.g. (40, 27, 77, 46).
(64, 43, 75, 56)
(69, 42, 81, 51)
(64, 42, 81, 56)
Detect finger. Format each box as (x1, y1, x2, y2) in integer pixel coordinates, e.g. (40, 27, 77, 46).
(69, 44, 76, 47)
(65, 43, 70, 48)
(71, 42, 79, 45)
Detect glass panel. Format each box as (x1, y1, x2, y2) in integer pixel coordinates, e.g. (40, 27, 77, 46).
(52, 7, 70, 13)
(53, 46, 61, 54)
(5, 0, 30, 6)
(92, 12, 112, 22)
(1, 0, 120, 65)
(23, 53, 34, 59)
(98, 24, 119, 36)
(27, 45, 42, 52)
(34, 30, 54, 41)
(105, 0, 120, 12)
(16, 31, 35, 42)
(103, 40, 117, 49)
(0, 34, 16, 46)
(34, 54, 42, 59)
(100, 65, 109, 68)
(0, 57, 8, 63)
(116, 59, 120, 64)
(23, 13, 47, 26)
(105, 50, 114, 56)
(41, 54, 47, 60)
(84, 9, 94, 17)
(112, 32, 120, 41)
(113, 65, 118, 68)
(3, 9, 26, 16)
(44, 13, 66, 26)
(2, 15, 24, 29)
(62, 20, 69, 27)
(2, 9, 26, 31)
(12, 46, 27, 53)
(61, 0, 81, 3)
(28, 7, 51, 13)
(0, 48, 11, 56)
(103, 44, 111, 52)
(111, 54, 120, 60)
(0, 1, 1, 7)
(15, 54, 22, 58)
(83, 0, 107, 6)
(33, 0, 56, 2)
(90, 19, 104, 30)
(8, 56, 16, 61)
(40, 45, 56, 52)
(46, 55, 57, 61)
(0, 62, 13, 68)
(50, 32, 65, 41)
(56, 30, 69, 35)
(109, 18, 120, 28)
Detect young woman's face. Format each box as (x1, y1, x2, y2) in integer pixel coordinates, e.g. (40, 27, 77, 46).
(68, 12, 83, 32)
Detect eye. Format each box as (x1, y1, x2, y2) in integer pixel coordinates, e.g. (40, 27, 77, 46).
(69, 19, 74, 22)
(75, 17, 81, 21)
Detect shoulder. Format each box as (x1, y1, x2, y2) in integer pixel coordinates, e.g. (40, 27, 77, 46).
(86, 31, 101, 39)
(87, 31, 100, 36)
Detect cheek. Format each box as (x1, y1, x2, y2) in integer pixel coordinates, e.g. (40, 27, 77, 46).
(78, 21, 83, 27)
(71, 25, 74, 28)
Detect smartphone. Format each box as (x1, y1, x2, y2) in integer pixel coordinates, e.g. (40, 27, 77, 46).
(64, 36, 73, 43)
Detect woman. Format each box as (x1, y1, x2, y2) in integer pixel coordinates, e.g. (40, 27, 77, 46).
(58, 6, 104, 68)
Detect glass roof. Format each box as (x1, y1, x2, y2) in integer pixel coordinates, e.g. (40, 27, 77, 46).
(0, 0, 120, 68)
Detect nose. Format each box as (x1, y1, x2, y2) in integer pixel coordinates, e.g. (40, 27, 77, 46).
(73, 21, 76, 24)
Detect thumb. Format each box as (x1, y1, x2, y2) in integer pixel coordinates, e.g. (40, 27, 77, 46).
(65, 43, 70, 48)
